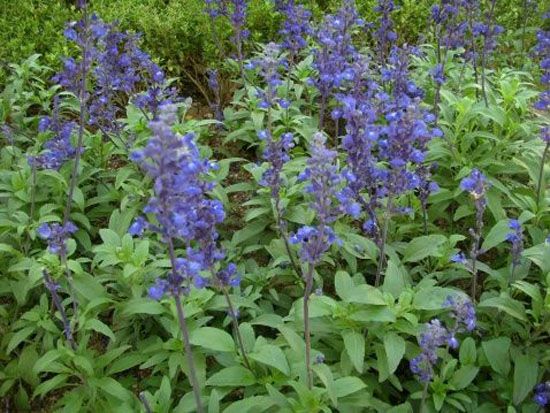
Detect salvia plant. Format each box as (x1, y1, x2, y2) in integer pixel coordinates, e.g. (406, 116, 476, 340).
(0, 0, 549, 412)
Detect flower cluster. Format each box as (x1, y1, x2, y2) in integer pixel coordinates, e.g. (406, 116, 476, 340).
(460, 168, 489, 205)
(505, 219, 523, 268)
(129, 105, 224, 299)
(410, 296, 476, 382)
(37, 221, 78, 257)
(207, 69, 224, 122)
(250, 42, 287, 109)
(53, 12, 172, 133)
(277, 0, 313, 60)
(259, 130, 295, 198)
(214, 263, 241, 288)
(206, 0, 249, 63)
(410, 319, 450, 382)
(29, 116, 78, 170)
(444, 295, 476, 346)
(534, 381, 550, 407)
(290, 132, 357, 264)
(312, 0, 363, 126)
(373, 0, 397, 61)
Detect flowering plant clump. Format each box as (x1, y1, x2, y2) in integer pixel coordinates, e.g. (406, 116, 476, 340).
(0, 1, 549, 412)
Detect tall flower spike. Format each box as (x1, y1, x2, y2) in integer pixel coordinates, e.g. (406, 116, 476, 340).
(505, 219, 523, 270)
(373, 0, 397, 63)
(459, 168, 490, 299)
(277, 0, 313, 62)
(129, 104, 215, 413)
(410, 319, 450, 383)
(312, 0, 363, 128)
(129, 104, 223, 295)
(443, 295, 476, 347)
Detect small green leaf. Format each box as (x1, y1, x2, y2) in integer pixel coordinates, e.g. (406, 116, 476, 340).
(450, 365, 479, 390)
(84, 319, 115, 342)
(206, 366, 255, 387)
(478, 296, 527, 321)
(513, 354, 538, 405)
(122, 298, 165, 316)
(459, 337, 476, 365)
(343, 331, 365, 373)
(482, 337, 510, 375)
(481, 219, 510, 252)
(334, 376, 367, 398)
(250, 344, 290, 376)
(190, 327, 235, 353)
(33, 374, 69, 398)
(384, 333, 406, 374)
(402, 235, 446, 262)
(7, 327, 35, 354)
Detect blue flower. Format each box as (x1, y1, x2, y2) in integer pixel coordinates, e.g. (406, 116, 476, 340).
(534, 382, 550, 407)
(451, 252, 467, 264)
(130, 105, 224, 298)
(37, 221, 78, 257)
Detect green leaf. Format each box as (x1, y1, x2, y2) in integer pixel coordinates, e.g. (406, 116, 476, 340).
(223, 396, 274, 413)
(33, 350, 63, 374)
(231, 221, 268, 246)
(481, 219, 510, 252)
(190, 327, 235, 353)
(99, 228, 121, 247)
(106, 353, 146, 376)
(335, 271, 354, 301)
(459, 337, 476, 365)
(523, 243, 550, 273)
(482, 337, 511, 375)
(384, 333, 406, 374)
(343, 331, 365, 373)
(382, 259, 409, 297)
(7, 327, 34, 354)
(32, 374, 69, 398)
(84, 319, 115, 342)
(450, 365, 479, 390)
(402, 235, 446, 262)
(478, 296, 527, 321)
(512, 354, 538, 405)
(346, 284, 386, 305)
(122, 298, 165, 316)
(413, 287, 461, 310)
(206, 366, 256, 387)
(250, 344, 290, 376)
(334, 376, 367, 398)
(95, 377, 132, 401)
(313, 363, 337, 406)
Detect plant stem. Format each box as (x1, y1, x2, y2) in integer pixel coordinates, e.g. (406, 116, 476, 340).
(174, 295, 204, 413)
(61, 251, 79, 318)
(167, 239, 204, 413)
(422, 203, 428, 236)
(63, 6, 89, 225)
(274, 195, 301, 279)
(375, 197, 392, 287)
(23, 165, 37, 255)
(303, 263, 314, 389)
(470, 202, 484, 301)
(222, 288, 252, 370)
(139, 392, 153, 413)
(420, 381, 429, 413)
(536, 141, 549, 207)
(43, 271, 76, 350)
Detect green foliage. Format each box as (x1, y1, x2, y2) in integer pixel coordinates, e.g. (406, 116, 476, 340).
(1, 0, 549, 412)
